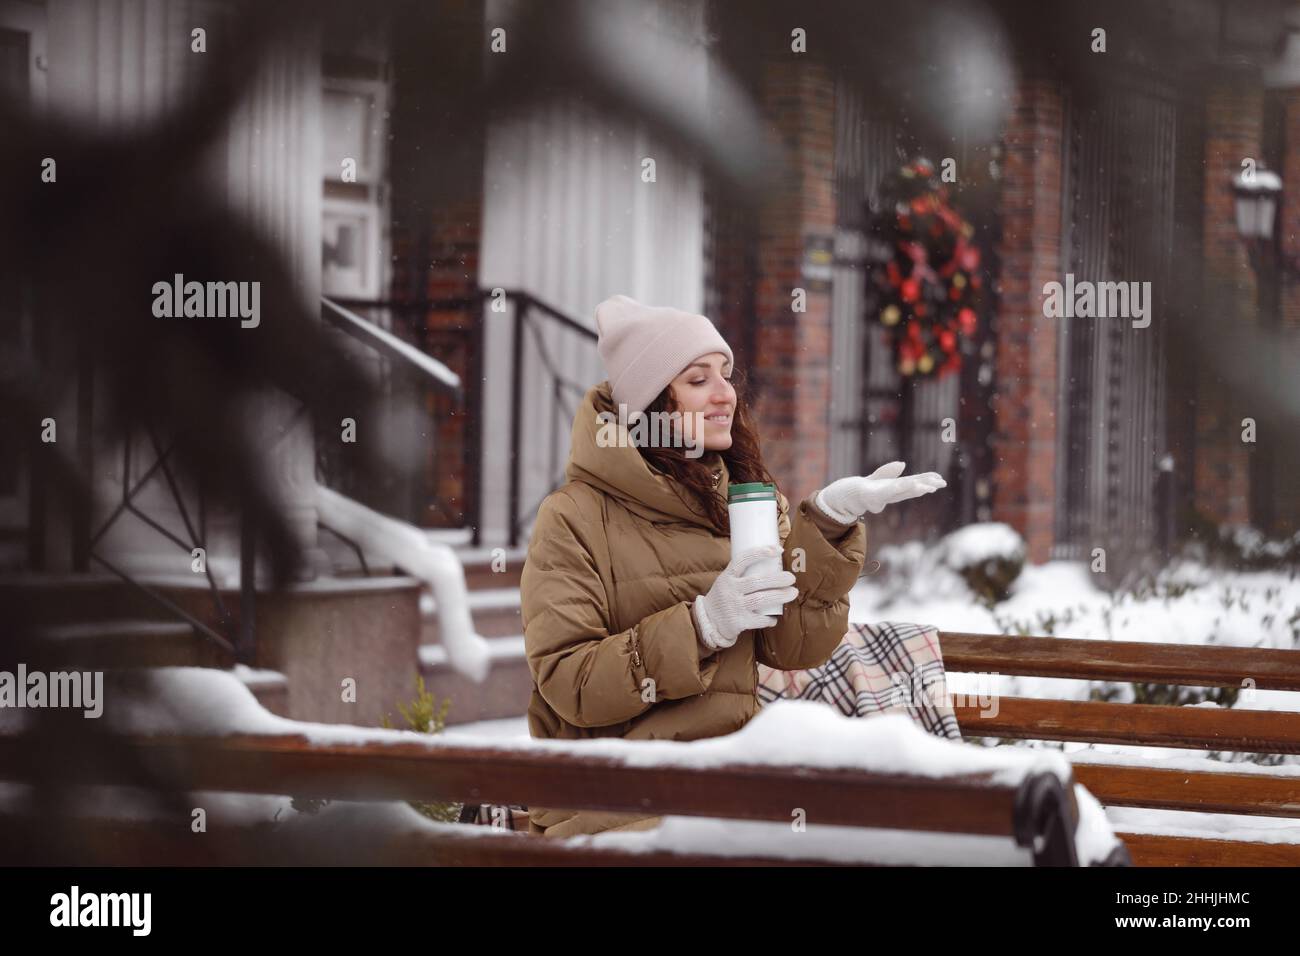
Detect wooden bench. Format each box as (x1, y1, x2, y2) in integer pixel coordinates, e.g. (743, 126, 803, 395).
(939, 631, 1300, 866)
(0, 727, 1113, 866)
(6, 629, 1294, 865)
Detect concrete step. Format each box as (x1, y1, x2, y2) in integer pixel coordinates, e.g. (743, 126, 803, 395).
(462, 559, 523, 591)
(422, 587, 522, 643)
(317, 527, 527, 590)
(420, 582, 527, 725)
(456, 545, 528, 591)
(31, 619, 231, 669)
(418, 636, 532, 725)
(230, 664, 290, 717)
(0, 574, 173, 629)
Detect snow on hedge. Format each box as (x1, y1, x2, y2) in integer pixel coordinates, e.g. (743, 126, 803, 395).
(939, 522, 1027, 568)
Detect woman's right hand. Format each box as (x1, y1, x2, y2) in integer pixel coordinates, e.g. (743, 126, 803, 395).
(691, 546, 798, 652)
(814, 461, 946, 523)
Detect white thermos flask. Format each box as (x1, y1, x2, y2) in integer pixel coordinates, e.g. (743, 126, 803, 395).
(727, 482, 785, 617)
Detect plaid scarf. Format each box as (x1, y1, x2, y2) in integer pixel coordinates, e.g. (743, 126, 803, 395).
(756, 620, 962, 741)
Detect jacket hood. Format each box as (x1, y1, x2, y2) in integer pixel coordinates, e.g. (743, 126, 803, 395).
(565, 380, 728, 530)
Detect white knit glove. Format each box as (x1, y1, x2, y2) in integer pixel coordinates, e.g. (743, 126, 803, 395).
(691, 546, 797, 651)
(814, 461, 947, 523)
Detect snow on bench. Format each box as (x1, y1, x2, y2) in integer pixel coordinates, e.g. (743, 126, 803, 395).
(0, 666, 1126, 866)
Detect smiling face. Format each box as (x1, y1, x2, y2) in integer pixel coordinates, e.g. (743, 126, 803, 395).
(666, 351, 736, 452)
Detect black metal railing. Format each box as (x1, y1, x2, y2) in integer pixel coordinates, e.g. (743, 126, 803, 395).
(502, 291, 598, 546)
(19, 322, 255, 662)
(321, 295, 471, 531)
(316, 295, 468, 573)
(324, 290, 597, 548)
(86, 425, 241, 659)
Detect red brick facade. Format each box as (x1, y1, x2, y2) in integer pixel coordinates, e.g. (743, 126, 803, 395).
(1194, 70, 1262, 528)
(990, 79, 1064, 563)
(1274, 88, 1300, 534)
(386, 13, 1296, 547)
(747, 58, 838, 505)
(388, 0, 485, 527)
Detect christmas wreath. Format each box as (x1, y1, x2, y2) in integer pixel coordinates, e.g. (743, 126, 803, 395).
(867, 158, 982, 378)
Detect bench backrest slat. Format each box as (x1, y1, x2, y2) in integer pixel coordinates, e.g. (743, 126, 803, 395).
(1072, 762, 1300, 818)
(955, 696, 1300, 753)
(939, 631, 1300, 691)
(1117, 832, 1300, 867)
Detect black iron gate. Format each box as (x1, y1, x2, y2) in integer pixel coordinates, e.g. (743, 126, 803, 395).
(1055, 70, 1177, 560)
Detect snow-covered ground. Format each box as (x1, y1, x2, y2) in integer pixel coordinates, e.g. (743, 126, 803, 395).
(834, 523, 1300, 844)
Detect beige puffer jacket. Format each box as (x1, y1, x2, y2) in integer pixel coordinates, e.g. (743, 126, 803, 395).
(521, 380, 867, 836)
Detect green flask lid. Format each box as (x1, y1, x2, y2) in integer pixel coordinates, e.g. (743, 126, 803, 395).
(727, 481, 777, 502)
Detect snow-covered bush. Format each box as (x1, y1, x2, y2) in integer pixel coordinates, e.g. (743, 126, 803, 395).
(870, 539, 968, 608)
(937, 522, 1027, 607)
(1215, 525, 1300, 570)
(1183, 507, 1300, 571)
(868, 523, 1028, 609)
(380, 674, 460, 823)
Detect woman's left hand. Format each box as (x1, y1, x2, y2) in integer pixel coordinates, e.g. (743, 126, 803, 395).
(814, 461, 947, 523)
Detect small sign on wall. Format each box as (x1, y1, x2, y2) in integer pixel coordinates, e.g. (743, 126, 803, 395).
(801, 234, 834, 292)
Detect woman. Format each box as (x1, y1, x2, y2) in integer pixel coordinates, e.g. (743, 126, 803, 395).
(521, 294, 945, 837)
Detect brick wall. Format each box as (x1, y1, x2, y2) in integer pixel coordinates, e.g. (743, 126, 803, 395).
(1193, 71, 1261, 529)
(703, 191, 757, 374)
(414, 194, 482, 528)
(990, 77, 1064, 563)
(747, 58, 838, 504)
(1272, 88, 1300, 534)
(388, 0, 485, 527)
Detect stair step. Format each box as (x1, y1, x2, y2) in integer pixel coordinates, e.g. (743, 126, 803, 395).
(32, 619, 230, 669)
(419, 636, 526, 669)
(317, 529, 528, 589)
(0, 574, 171, 628)
(450, 542, 528, 564)
(463, 564, 523, 590)
(465, 587, 522, 611)
(461, 560, 524, 590)
(230, 664, 290, 717)
(418, 636, 532, 725)
(454, 543, 527, 591)
(427, 528, 475, 547)
(422, 587, 521, 642)
(424, 608, 520, 641)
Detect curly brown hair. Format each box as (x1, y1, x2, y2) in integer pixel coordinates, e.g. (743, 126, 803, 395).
(629, 366, 775, 533)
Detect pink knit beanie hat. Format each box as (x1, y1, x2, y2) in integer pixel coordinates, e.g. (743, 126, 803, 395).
(594, 294, 734, 414)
